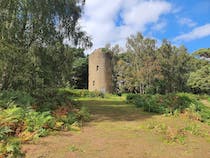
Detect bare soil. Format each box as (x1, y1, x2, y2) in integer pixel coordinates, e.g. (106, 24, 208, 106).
(23, 99, 210, 158)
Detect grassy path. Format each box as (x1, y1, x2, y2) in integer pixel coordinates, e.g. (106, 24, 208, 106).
(23, 97, 210, 158)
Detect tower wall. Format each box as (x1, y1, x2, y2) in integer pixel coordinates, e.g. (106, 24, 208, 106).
(88, 49, 112, 93)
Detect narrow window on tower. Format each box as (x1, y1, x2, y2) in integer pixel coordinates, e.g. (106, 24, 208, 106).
(93, 81, 95, 86)
(96, 65, 99, 71)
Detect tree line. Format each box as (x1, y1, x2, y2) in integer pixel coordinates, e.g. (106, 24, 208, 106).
(105, 33, 209, 94)
(0, 1, 209, 95)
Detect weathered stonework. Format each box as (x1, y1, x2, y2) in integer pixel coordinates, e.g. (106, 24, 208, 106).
(88, 48, 112, 93)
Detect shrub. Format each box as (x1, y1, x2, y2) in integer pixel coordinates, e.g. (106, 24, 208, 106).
(0, 89, 91, 156)
(127, 93, 210, 124)
(0, 137, 25, 158)
(32, 88, 73, 111)
(59, 88, 105, 98)
(126, 94, 140, 104)
(0, 104, 91, 156)
(0, 90, 35, 108)
(198, 105, 210, 125)
(126, 93, 203, 114)
(77, 106, 90, 122)
(25, 110, 55, 135)
(53, 105, 90, 131)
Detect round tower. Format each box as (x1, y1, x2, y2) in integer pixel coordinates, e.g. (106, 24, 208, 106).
(88, 48, 112, 93)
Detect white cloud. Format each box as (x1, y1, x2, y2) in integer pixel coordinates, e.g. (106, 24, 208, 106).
(174, 24, 210, 41)
(178, 17, 197, 27)
(151, 21, 167, 32)
(80, 0, 172, 53)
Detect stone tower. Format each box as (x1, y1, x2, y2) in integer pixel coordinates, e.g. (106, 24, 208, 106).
(88, 48, 112, 93)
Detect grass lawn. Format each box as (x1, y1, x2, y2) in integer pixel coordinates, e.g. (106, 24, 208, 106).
(23, 95, 210, 158)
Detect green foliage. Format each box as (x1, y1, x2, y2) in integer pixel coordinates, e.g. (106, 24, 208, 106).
(0, 104, 90, 156)
(32, 88, 72, 111)
(193, 48, 210, 59)
(0, 89, 91, 156)
(0, 137, 25, 158)
(0, 0, 91, 92)
(77, 106, 91, 122)
(60, 89, 105, 98)
(55, 106, 90, 130)
(0, 126, 12, 141)
(127, 93, 201, 114)
(71, 49, 88, 89)
(127, 93, 210, 124)
(108, 33, 208, 95)
(187, 65, 210, 94)
(0, 105, 26, 157)
(198, 105, 210, 125)
(112, 34, 190, 94)
(0, 0, 91, 47)
(126, 94, 140, 104)
(25, 111, 54, 135)
(0, 90, 35, 108)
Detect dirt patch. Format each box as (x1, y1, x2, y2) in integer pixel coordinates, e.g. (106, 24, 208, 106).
(201, 99, 210, 107)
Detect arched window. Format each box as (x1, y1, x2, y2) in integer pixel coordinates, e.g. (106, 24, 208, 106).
(96, 65, 99, 71)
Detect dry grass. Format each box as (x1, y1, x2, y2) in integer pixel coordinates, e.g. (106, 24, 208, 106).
(23, 96, 210, 158)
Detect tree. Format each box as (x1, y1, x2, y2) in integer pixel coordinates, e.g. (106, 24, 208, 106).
(125, 33, 161, 94)
(0, 0, 92, 91)
(0, 0, 91, 47)
(110, 33, 201, 94)
(157, 41, 193, 93)
(71, 48, 88, 89)
(187, 65, 210, 94)
(188, 48, 210, 93)
(193, 48, 210, 60)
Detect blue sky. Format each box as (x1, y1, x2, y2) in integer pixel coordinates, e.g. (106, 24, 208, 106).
(80, 0, 210, 53)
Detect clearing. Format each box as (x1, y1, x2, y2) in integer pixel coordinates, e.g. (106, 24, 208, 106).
(23, 96, 210, 158)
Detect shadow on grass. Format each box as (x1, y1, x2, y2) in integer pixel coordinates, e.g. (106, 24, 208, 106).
(78, 100, 154, 122)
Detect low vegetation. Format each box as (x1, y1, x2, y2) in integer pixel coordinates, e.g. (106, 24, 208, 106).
(126, 93, 210, 125)
(1, 89, 209, 157)
(141, 120, 209, 145)
(22, 93, 210, 158)
(0, 89, 91, 157)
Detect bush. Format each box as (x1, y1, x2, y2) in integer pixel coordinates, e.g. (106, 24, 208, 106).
(31, 88, 73, 111)
(0, 103, 90, 157)
(127, 93, 210, 124)
(54, 106, 90, 130)
(77, 106, 91, 122)
(25, 111, 54, 135)
(126, 93, 202, 114)
(198, 105, 210, 125)
(0, 90, 35, 108)
(0, 137, 25, 158)
(59, 88, 105, 98)
(126, 94, 140, 104)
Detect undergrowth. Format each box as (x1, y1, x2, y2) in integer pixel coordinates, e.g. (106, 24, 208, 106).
(0, 89, 90, 157)
(126, 93, 210, 125)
